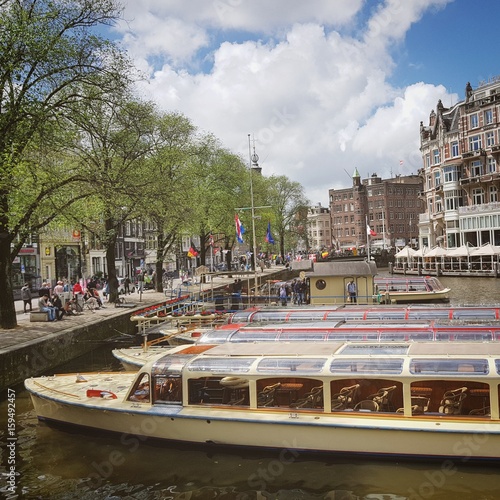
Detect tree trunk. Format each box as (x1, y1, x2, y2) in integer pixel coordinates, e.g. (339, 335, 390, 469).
(104, 218, 119, 303)
(0, 237, 17, 329)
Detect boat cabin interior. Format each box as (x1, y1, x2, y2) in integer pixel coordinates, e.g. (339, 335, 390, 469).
(125, 342, 500, 420)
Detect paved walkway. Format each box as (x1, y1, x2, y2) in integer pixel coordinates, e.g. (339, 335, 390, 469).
(0, 268, 285, 351)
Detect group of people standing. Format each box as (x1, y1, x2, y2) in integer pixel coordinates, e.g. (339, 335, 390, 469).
(279, 279, 307, 306)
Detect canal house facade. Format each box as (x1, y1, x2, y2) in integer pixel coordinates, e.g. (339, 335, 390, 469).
(419, 78, 500, 249)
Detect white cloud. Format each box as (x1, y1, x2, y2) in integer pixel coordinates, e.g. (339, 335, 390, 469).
(117, 0, 458, 205)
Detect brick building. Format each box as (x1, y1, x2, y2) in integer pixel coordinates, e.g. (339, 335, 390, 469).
(329, 170, 423, 251)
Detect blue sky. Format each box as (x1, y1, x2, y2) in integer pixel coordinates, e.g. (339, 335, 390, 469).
(111, 0, 500, 206)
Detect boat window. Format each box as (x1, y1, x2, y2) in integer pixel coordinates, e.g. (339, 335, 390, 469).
(257, 358, 327, 373)
(257, 378, 323, 410)
(453, 309, 497, 320)
(339, 344, 410, 355)
(128, 373, 150, 403)
(326, 332, 376, 341)
(279, 331, 327, 342)
(285, 311, 329, 321)
(407, 309, 450, 320)
(152, 354, 199, 375)
(495, 360, 500, 375)
(410, 359, 489, 375)
(435, 331, 493, 342)
(364, 311, 407, 320)
(252, 312, 290, 322)
(231, 331, 280, 342)
(229, 311, 254, 323)
(188, 377, 249, 406)
(330, 359, 404, 374)
(187, 357, 256, 373)
(154, 376, 182, 404)
(379, 331, 434, 342)
(324, 311, 367, 320)
(197, 330, 236, 344)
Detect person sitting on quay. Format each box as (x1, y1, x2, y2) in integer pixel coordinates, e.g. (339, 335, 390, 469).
(51, 293, 66, 320)
(83, 289, 100, 309)
(63, 299, 77, 316)
(38, 294, 57, 321)
(90, 288, 104, 308)
(38, 281, 51, 298)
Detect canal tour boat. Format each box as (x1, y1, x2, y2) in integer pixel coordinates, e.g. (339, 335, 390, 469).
(113, 320, 500, 370)
(26, 341, 500, 461)
(374, 276, 450, 303)
(229, 304, 500, 323)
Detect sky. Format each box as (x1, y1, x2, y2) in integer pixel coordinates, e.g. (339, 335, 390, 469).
(111, 0, 500, 207)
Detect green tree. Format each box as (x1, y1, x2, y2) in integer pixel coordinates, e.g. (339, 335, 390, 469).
(0, 0, 129, 328)
(139, 111, 198, 292)
(68, 93, 158, 303)
(185, 135, 249, 271)
(265, 175, 309, 259)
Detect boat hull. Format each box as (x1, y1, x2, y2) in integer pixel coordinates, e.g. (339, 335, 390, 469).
(26, 380, 500, 462)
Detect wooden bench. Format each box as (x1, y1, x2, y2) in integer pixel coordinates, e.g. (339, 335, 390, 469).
(30, 311, 50, 322)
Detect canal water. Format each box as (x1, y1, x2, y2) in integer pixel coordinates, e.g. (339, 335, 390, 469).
(2, 275, 500, 499)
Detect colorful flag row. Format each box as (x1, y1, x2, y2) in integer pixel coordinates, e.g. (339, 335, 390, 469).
(235, 213, 275, 244)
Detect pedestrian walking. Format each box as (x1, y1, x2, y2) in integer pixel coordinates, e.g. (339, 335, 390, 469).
(21, 283, 32, 313)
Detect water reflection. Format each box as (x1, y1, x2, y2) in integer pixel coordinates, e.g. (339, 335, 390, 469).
(2, 277, 500, 498)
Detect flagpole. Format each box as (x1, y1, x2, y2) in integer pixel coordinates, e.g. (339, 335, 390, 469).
(248, 134, 259, 298)
(382, 210, 386, 250)
(366, 215, 371, 261)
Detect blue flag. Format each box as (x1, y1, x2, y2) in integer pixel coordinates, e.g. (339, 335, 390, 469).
(265, 221, 275, 244)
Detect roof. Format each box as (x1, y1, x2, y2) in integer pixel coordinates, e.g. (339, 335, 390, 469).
(307, 260, 378, 277)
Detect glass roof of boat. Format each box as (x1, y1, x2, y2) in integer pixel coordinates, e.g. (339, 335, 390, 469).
(257, 358, 327, 373)
(339, 344, 410, 355)
(330, 358, 404, 374)
(187, 357, 256, 373)
(410, 358, 489, 375)
(151, 354, 195, 375)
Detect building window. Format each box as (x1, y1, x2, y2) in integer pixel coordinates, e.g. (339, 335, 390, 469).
(490, 186, 498, 203)
(451, 141, 459, 157)
(443, 165, 458, 183)
(472, 188, 485, 205)
(471, 160, 482, 177)
(470, 113, 479, 129)
(445, 190, 461, 211)
(434, 170, 441, 187)
(488, 157, 497, 173)
(485, 109, 493, 125)
(433, 149, 440, 165)
(469, 135, 482, 151)
(425, 154, 431, 168)
(487, 131, 495, 147)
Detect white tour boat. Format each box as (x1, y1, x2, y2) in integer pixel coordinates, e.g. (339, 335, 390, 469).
(374, 276, 451, 303)
(26, 341, 500, 461)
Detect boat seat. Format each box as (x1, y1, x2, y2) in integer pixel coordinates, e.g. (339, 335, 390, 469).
(354, 400, 379, 412)
(367, 385, 397, 411)
(257, 382, 281, 407)
(469, 406, 490, 416)
(438, 387, 467, 415)
(396, 396, 430, 415)
(290, 385, 323, 409)
(331, 384, 360, 410)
